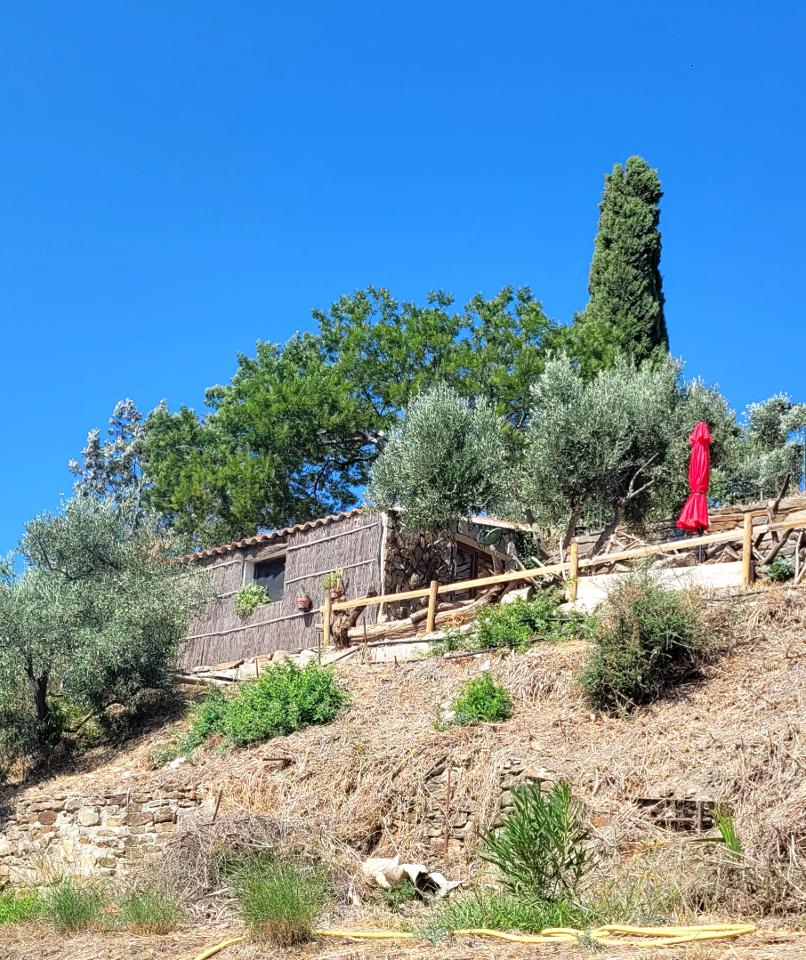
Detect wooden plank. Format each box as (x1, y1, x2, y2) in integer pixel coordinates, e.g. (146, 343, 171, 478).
(332, 585, 432, 611)
(322, 594, 332, 646)
(426, 579, 439, 633)
(742, 512, 754, 590)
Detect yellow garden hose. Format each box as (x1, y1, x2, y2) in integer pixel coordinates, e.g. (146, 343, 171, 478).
(191, 921, 757, 959)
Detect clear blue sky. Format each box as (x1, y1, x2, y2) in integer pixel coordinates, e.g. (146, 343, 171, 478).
(1, 2, 804, 552)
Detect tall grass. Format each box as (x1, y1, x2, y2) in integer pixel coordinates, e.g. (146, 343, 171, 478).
(43, 877, 104, 932)
(0, 890, 43, 924)
(422, 890, 592, 939)
(116, 876, 185, 934)
(231, 856, 328, 945)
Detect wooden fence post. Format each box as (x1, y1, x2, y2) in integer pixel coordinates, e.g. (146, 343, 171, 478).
(426, 579, 439, 633)
(322, 594, 332, 646)
(742, 512, 754, 589)
(568, 540, 579, 602)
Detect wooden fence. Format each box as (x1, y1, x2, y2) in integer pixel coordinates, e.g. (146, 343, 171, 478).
(322, 512, 806, 645)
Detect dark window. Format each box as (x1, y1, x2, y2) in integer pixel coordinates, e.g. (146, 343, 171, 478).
(253, 557, 286, 602)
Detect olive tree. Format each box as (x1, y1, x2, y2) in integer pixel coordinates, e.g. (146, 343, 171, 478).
(368, 384, 508, 531)
(0, 497, 210, 763)
(515, 355, 682, 551)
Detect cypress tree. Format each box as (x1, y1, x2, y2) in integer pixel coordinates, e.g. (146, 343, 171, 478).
(575, 156, 668, 373)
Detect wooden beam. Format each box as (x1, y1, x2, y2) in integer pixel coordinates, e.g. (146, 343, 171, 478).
(426, 579, 439, 633)
(742, 512, 754, 590)
(322, 593, 332, 646)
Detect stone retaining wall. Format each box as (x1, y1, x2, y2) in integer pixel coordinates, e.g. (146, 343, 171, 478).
(0, 783, 208, 888)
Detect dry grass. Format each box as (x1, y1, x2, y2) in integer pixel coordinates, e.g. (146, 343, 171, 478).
(3, 586, 804, 939)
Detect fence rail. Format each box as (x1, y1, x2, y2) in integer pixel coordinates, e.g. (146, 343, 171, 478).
(322, 512, 806, 645)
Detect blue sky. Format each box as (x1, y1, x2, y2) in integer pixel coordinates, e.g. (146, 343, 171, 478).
(1, 2, 804, 552)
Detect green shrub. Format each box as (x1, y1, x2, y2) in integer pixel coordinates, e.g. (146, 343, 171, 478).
(116, 876, 185, 934)
(231, 856, 328, 945)
(188, 661, 349, 747)
(422, 890, 591, 939)
(234, 583, 271, 619)
(43, 877, 104, 932)
(450, 672, 512, 726)
(579, 574, 712, 713)
(0, 890, 43, 924)
(377, 879, 418, 912)
(479, 781, 592, 901)
(472, 593, 589, 653)
(763, 558, 795, 583)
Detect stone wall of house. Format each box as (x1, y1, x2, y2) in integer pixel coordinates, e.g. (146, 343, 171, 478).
(0, 783, 208, 888)
(382, 523, 454, 620)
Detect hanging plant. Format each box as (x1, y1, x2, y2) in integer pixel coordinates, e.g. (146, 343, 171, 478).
(296, 588, 313, 612)
(234, 583, 271, 619)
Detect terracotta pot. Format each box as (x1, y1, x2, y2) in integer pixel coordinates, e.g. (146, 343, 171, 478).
(296, 595, 312, 612)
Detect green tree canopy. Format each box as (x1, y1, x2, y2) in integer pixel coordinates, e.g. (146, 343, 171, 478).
(573, 156, 668, 374)
(368, 384, 508, 532)
(138, 287, 555, 546)
(0, 498, 209, 763)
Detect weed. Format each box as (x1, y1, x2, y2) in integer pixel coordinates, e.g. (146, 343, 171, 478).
(116, 876, 185, 934)
(0, 890, 43, 924)
(763, 558, 795, 583)
(43, 877, 104, 932)
(714, 805, 742, 857)
(450, 672, 512, 726)
(231, 856, 328, 945)
(421, 890, 592, 939)
(480, 781, 592, 901)
(579, 574, 712, 713)
(234, 583, 271, 619)
(378, 879, 418, 912)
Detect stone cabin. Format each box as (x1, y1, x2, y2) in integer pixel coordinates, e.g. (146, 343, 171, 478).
(180, 508, 521, 669)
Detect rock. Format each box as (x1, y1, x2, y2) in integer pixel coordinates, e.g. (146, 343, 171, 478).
(501, 585, 534, 605)
(0, 838, 16, 858)
(168, 757, 187, 770)
(297, 649, 318, 667)
(271, 649, 293, 663)
(78, 808, 100, 827)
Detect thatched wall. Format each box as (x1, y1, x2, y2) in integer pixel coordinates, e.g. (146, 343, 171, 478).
(180, 511, 383, 668)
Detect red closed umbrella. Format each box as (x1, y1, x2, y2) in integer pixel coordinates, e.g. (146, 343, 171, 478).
(677, 422, 712, 533)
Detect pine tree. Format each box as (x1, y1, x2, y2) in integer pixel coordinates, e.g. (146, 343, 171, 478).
(574, 156, 668, 373)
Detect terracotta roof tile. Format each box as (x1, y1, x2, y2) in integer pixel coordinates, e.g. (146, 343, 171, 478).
(194, 508, 366, 559)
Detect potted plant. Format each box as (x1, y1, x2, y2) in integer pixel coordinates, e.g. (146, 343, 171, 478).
(321, 568, 345, 601)
(296, 588, 313, 612)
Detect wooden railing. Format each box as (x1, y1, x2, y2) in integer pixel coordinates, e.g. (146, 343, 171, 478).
(321, 512, 806, 645)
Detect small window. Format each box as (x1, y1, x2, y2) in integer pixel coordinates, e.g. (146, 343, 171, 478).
(253, 557, 286, 602)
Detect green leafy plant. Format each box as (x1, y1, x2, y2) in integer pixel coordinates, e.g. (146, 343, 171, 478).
(234, 582, 271, 619)
(187, 661, 349, 747)
(714, 805, 742, 857)
(479, 781, 592, 902)
(0, 889, 43, 924)
(320, 568, 345, 593)
(231, 856, 328, 945)
(43, 877, 104, 932)
(472, 594, 590, 651)
(421, 890, 591, 939)
(579, 574, 713, 713)
(450, 672, 512, 726)
(763, 558, 795, 583)
(116, 876, 185, 934)
(377, 879, 418, 912)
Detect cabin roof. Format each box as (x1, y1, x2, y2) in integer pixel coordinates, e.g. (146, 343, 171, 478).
(194, 508, 366, 559)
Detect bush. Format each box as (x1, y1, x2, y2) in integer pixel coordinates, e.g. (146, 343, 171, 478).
(763, 558, 795, 583)
(231, 856, 328, 945)
(0, 890, 43, 924)
(43, 877, 104, 932)
(423, 890, 591, 938)
(189, 661, 349, 747)
(116, 876, 185, 934)
(479, 781, 592, 901)
(431, 593, 589, 656)
(579, 574, 712, 713)
(234, 583, 271, 619)
(474, 594, 589, 652)
(450, 672, 512, 726)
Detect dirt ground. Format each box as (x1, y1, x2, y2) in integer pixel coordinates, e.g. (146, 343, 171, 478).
(0, 924, 804, 960)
